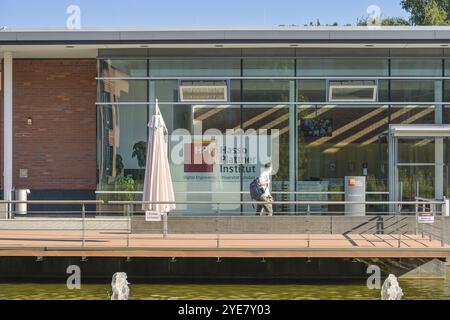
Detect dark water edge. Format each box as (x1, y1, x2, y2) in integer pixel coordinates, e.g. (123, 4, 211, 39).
(0, 279, 449, 300)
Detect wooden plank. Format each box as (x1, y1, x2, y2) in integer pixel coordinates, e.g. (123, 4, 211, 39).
(0, 248, 448, 258)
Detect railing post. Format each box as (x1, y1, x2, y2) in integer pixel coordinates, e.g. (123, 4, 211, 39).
(306, 217, 310, 248)
(330, 216, 333, 234)
(81, 203, 86, 247)
(126, 204, 131, 248)
(162, 213, 168, 239)
(216, 202, 220, 248)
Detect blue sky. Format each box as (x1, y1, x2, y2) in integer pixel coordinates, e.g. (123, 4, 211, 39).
(0, 0, 409, 28)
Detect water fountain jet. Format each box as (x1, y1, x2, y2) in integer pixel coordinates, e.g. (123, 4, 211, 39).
(111, 272, 130, 300)
(381, 274, 403, 300)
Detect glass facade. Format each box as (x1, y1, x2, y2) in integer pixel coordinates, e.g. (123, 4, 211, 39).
(97, 56, 450, 215)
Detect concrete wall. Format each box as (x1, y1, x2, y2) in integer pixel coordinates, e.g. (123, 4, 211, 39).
(0, 218, 127, 230)
(0, 257, 444, 282)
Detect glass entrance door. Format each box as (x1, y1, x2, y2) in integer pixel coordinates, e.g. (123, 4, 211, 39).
(396, 138, 436, 213)
(389, 125, 450, 215)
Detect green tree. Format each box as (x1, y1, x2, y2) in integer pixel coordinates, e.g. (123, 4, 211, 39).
(401, 0, 450, 25)
(357, 16, 410, 26)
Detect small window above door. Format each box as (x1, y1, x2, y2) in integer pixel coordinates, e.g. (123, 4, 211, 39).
(328, 80, 378, 102)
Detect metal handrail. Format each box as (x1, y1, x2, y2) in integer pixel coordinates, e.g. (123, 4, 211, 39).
(95, 101, 447, 106)
(96, 191, 389, 195)
(414, 197, 435, 202)
(109, 200, 445, 205)
(96, 76, 450, 81)
(0, 200, 104, 204)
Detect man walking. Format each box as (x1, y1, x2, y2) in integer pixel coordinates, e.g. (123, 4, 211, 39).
(256, 162, 273, 216)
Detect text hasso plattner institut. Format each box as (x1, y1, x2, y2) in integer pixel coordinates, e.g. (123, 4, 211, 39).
(1, 27, 450, 216)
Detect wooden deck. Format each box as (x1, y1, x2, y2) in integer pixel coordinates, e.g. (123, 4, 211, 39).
(0, 230, 449, 258)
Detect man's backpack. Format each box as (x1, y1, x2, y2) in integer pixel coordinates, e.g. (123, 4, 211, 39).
(249, 179, 265, 200)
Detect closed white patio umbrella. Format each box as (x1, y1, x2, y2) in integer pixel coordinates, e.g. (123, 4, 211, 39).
(142, 99, 175, 236)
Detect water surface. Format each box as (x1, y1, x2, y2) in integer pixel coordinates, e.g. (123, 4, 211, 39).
(1, 279, 449, 300)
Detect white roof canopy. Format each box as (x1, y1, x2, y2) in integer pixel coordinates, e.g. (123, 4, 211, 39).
(389, 124, 450, 138)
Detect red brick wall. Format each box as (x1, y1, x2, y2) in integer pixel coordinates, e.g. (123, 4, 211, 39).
(0, 60, 3, 191)
(12, 59, 97, 190)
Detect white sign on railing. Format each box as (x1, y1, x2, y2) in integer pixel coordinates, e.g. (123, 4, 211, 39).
(417, 212, 435, 224)
(145, 211, 162, 222)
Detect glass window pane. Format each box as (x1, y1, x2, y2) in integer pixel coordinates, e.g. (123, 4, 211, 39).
(378, 80, 389, 102)
(99, 59, 147, 77)
(153, 80, 178, 102)
(166, 104, 242, 215)
(398, 138, 435, 163)
(297, 59, 388, 76)
(445, 80, 450, 104)
(390, 80, 435, 102)
(243, 80, 292, 102)
(97, 104, 148, 190)
(242, 105, 290, 214)
(298, 80, 326, 102)
(391, 59, 441, 77)
(446, 60, 450, 76)
(398, 166, 435, 200)
(98, 80, 148, 103)
(149, 59, 240, 77)
(243, 59, 294, 76)
(297, 105, 389, 207)
(446, 105, 450, 124)
(390, 105, 435, 125)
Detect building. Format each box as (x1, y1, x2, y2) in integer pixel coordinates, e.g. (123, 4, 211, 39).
(1, 27, 450, 215)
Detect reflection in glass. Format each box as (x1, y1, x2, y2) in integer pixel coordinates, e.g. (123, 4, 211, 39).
(390, 80, 436, 102)
(391, 59, 441, 77)
(95, 57, 450, 215)
(167, 104, 242, 215)
(298, 80, 326, 102)
(390, 105, 435, 125)
(243, 59, 294, 76)
(397, 138, 435, 164)
(99, 59, 148, 77)
(297, 59, 388, 76)
(242, 105, 290, 214)
(297, 105, 388, 200)
(398, 166, 435, 201)
(98, 80, 148, 103)
(97, 104, 148, 189)
(149, 59, 240, 77)
(243, 80, 292, 102)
